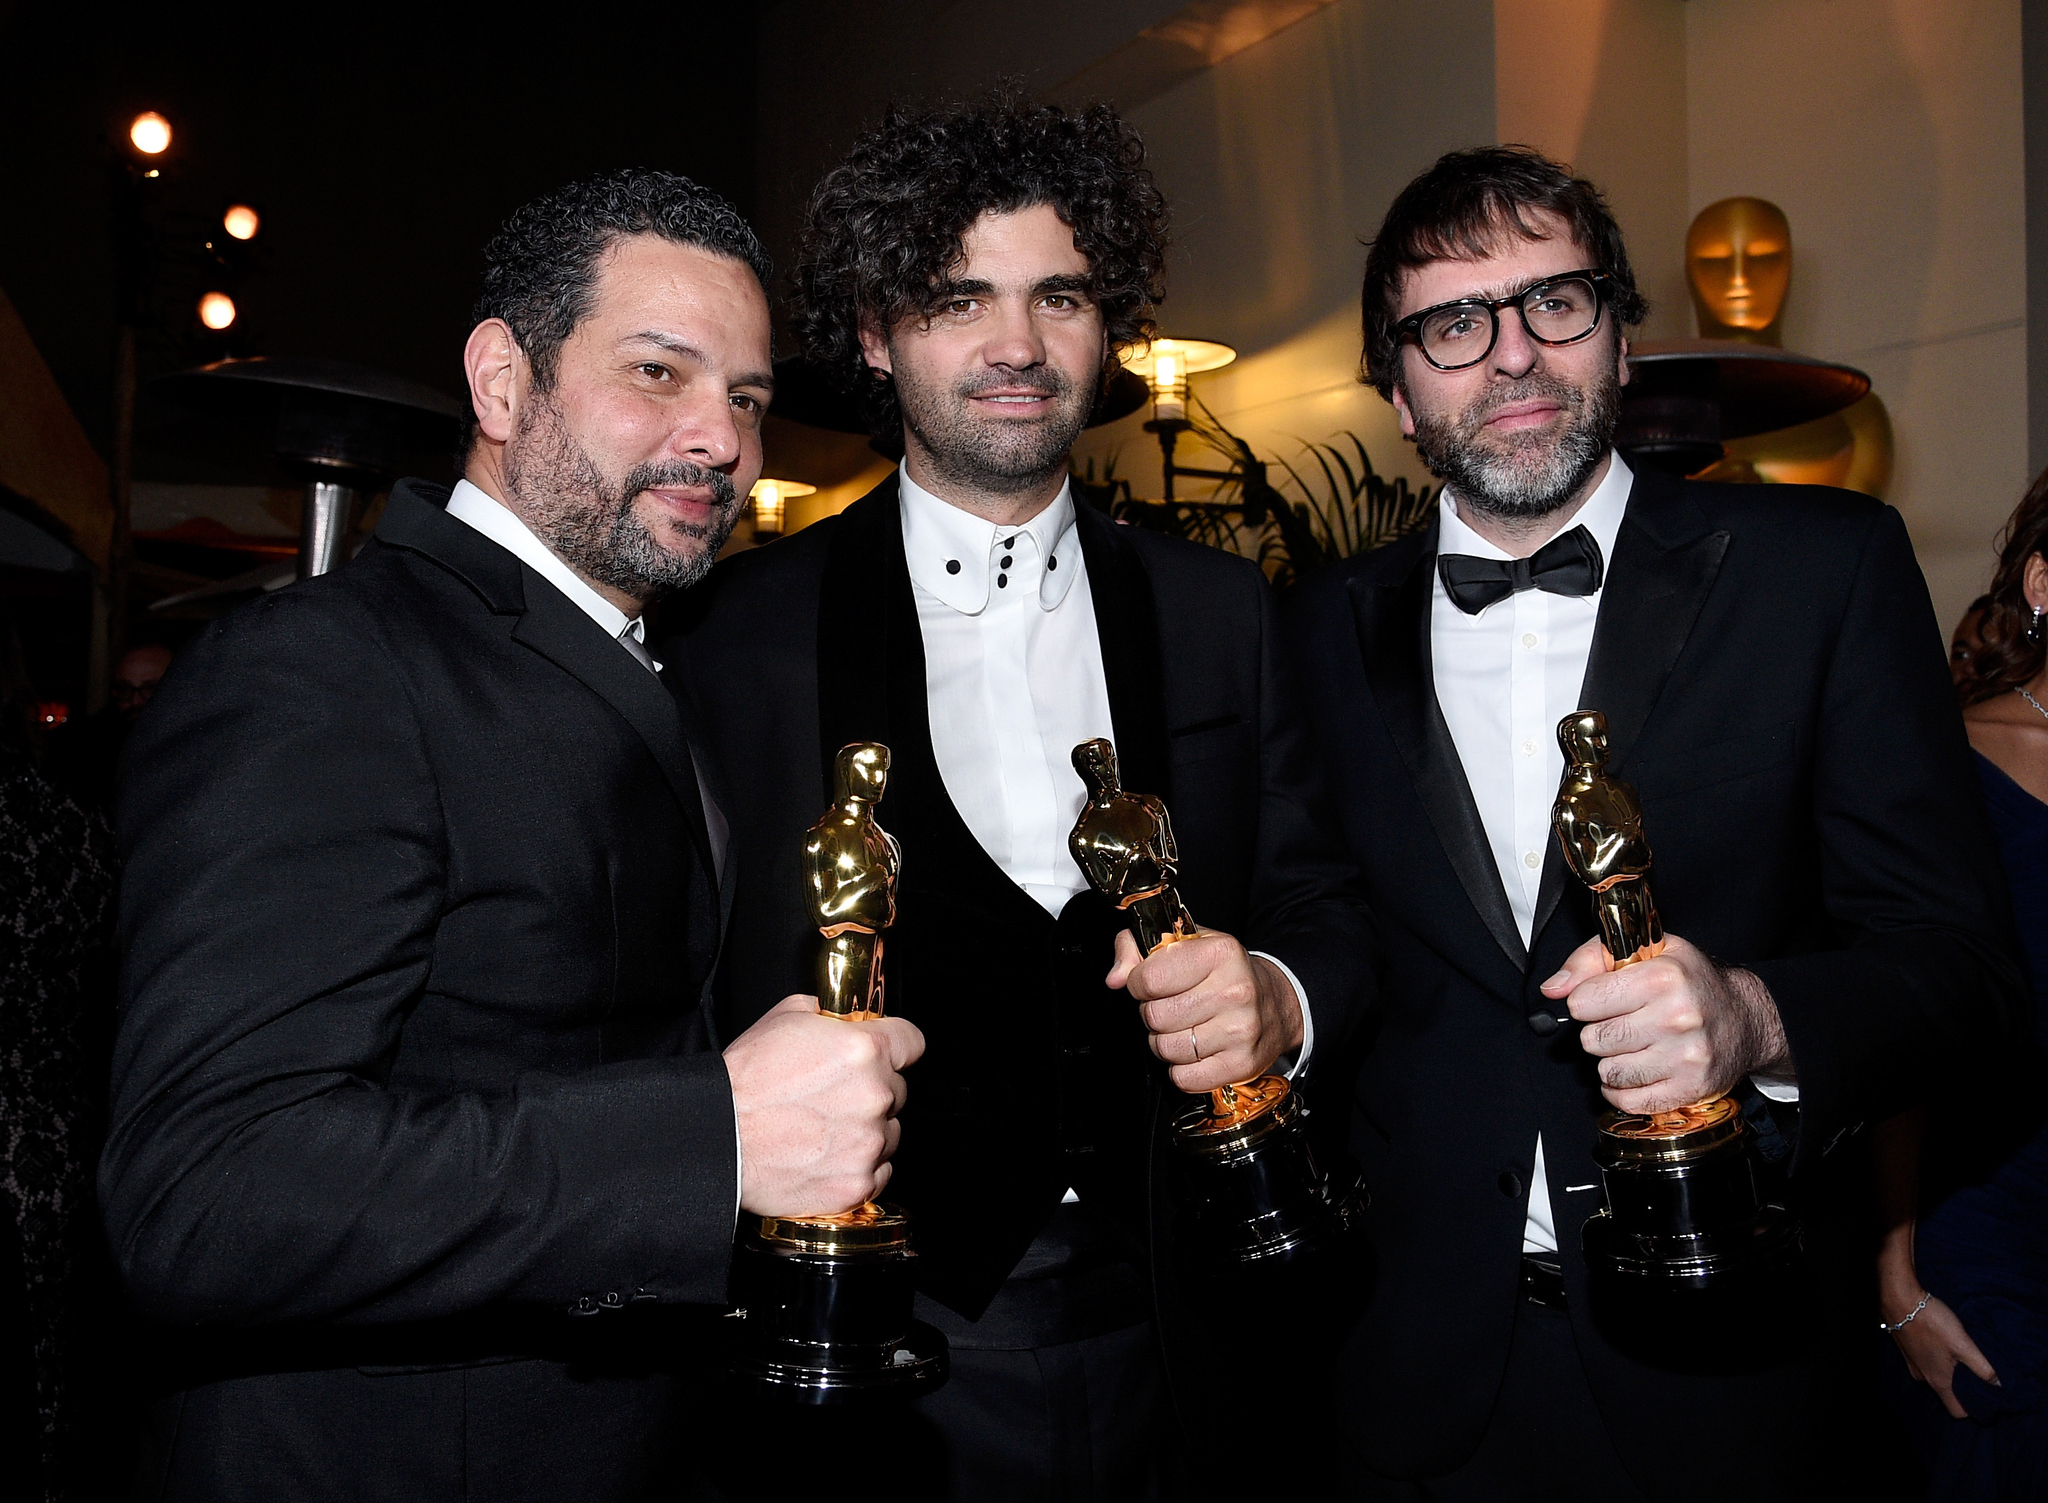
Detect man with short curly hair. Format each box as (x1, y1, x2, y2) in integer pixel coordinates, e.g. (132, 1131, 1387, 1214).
(103, 169, 922, 1501)
(679, 94, 1370, 1497)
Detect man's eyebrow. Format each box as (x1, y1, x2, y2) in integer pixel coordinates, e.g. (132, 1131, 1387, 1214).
(624, 331, 773, 390)
(625, 330, 707, 360)
(933, 277, 995, 299)
(1033, 273, 1093, 296)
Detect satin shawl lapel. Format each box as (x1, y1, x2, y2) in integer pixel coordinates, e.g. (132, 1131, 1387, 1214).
(814, 482, 1048, 932)
(1075, 505, 1172, 806)
(1353, 524, 1528, 973)
(815, 481, 898, 796)
(510, 574, 714, 876)
(1531, 468, 1732, 945)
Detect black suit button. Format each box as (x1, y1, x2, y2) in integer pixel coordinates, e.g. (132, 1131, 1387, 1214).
(570, 1295, 599, 1316)
(1498, 1171, 1524, 1199)
(600, 1291, 623, 1309)
(1527, 1012, 1560, 1037)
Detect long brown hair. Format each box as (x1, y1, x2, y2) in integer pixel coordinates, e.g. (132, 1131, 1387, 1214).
(1962, 464, 2048, 705)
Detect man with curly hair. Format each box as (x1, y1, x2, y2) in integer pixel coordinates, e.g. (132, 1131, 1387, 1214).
(678, 95, 1370, 1496)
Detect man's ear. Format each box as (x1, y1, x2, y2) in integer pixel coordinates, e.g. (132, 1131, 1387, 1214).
(1388, 380, 1418, 439)
(1616, 332, 1632, 389)
(856, 321, 894, 378)
(464, 319, 524, 446)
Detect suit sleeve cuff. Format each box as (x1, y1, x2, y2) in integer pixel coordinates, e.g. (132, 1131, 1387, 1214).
(1250, 950, 1313, 1078)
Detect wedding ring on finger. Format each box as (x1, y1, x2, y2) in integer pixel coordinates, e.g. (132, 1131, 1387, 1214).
(1188, 1027, 1202, 1063)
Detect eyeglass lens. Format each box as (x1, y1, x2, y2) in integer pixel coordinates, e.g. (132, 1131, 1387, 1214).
(1418, 276, 1601, 369)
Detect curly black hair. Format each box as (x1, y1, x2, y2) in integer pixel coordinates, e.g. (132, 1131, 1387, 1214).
(463, 168, 769, 452)
(793, 90, 1169, 439)
(1359, 145, 1648, 400)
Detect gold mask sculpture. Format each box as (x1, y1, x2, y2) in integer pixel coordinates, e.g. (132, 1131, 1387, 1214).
(1685, 197, 1892, 496)
(1686, 197, 1792, 345)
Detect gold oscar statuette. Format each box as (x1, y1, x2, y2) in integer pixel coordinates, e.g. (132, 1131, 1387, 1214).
(1552, 711, 1794, 1311)
(726, 743, 946, 1402)
(1070, 737, 1364, 1268)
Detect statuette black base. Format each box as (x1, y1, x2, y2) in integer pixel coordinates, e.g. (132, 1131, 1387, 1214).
(1580, 1104, 1804, 1363)
(1172, 1088, 1368, 1270)
(726, 1213, 948, 1404)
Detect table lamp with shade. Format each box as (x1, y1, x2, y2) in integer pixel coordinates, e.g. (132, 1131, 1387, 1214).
(1120, 338, 1237, 500)
(749, 477, 816, 540)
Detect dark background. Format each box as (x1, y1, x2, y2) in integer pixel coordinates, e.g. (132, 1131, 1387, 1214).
(0, 1, 761, 475)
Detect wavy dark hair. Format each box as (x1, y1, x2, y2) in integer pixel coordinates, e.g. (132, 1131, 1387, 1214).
(793, 90, 1169, 439)
(1358, 145, 1649, 400)
(463, 168, 769, 453)
(1960, 466, 2048, 705)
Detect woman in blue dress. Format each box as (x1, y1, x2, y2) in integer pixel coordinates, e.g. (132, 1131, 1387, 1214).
(1877, 472, 2048, 1499)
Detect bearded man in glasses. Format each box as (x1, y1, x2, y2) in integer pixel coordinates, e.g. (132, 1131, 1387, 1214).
(1284, 145, 2022, 1499)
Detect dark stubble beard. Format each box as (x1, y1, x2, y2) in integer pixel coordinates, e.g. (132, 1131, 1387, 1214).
(893, 357, 1099, 497)
(502, 390, 741, 599)
(1407, 360, 1621, 526)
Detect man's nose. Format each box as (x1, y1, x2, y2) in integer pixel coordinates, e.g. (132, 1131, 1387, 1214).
(670, 386, 743, 470)
(1490, 308, 1541, 380)
(981, 302, 1047, 371)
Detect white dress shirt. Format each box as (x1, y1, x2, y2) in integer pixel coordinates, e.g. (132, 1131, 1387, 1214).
(443, 478, 739, 1213)
(898, 466, 1314, 1210)
(1429, 454, 1793, 1256)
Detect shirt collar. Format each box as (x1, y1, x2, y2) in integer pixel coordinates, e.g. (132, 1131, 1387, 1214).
(443, 478, 648, 646)
(898, 462, 1082, 614)
(1437, 450, 1633, 576)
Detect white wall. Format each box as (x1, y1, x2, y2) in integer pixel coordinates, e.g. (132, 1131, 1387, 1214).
(1686, 0, 2026, 633)
(1071, 0, 1495, 503)
(754, 0, 2029, 636)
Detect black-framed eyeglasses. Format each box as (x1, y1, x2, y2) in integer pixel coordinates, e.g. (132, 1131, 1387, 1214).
(1394, 269, 1614, 372)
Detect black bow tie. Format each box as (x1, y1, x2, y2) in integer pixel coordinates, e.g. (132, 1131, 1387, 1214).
(1437, 524, 1605, 616)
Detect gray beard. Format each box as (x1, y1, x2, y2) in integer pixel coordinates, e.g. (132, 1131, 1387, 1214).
(1409, 366, 1620, 525)
(894, 359, 1097, 498)
(503, 392, 740, 599)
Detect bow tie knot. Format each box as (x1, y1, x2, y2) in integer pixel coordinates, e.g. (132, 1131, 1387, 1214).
(1437, 524, 1605, 616)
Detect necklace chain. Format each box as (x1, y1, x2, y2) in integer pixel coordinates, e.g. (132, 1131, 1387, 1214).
(2018, 687, 2048, 723)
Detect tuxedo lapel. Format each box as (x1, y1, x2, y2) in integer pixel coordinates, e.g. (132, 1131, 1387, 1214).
(375, 479, 716, 875)
(1075, 505, 1172, 805)
(1353, 526, 1529, 973)
(511, 574, 715, 878)
(1531, 467, 1732, 946)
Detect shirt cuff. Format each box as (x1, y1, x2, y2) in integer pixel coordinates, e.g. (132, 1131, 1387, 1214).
(732, 1094, 745, 1232)
(1751, 1073, 1800, 1103)
(1249, 950, 1313, 1079)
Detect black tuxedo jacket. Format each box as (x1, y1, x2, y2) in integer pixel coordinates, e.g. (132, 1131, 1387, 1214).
(101, 481, 737, 1500)
(672, 477, 1372, 1320)
(1284, 466, 2024, 1494)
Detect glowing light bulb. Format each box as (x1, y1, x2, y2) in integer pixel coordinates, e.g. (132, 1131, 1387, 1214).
(129, 112, 172, 155)
(223, 204, 260, 240)
(753, 480, 784, 536)
(198, 292, 236, 330)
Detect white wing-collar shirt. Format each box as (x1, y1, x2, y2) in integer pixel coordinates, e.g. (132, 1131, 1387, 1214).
(896, 466, 1314, 1100)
